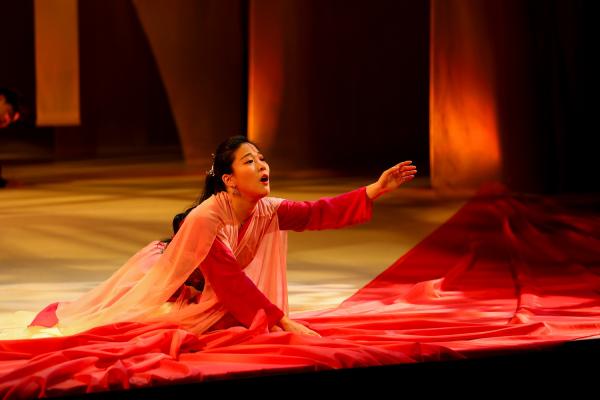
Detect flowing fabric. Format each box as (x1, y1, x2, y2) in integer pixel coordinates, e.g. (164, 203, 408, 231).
(1, 182, 599, 399)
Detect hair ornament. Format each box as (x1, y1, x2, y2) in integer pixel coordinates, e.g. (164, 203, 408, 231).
(206, 153, 216, 177)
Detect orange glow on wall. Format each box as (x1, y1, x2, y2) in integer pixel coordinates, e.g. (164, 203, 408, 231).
(247, 0, 285, 152)
(430, 0, 502, 193)
(35, 0, 80, 126)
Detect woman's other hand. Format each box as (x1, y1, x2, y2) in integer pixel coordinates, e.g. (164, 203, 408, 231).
(276, 316, 321, 337)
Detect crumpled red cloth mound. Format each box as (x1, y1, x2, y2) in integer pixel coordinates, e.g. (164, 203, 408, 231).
(1, 182, 599, 399)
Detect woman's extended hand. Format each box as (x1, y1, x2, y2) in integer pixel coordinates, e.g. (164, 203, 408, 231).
(366, 160, 417, 201)
(274, 316, 321, 337)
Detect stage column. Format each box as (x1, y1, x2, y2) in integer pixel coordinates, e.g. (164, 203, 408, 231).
(247, 0, 312, 172)
(430, 0, 502, 195)
(34, 0, 80, 126)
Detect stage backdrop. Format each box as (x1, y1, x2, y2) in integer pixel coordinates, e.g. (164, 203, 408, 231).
(248, 0, 430, 177)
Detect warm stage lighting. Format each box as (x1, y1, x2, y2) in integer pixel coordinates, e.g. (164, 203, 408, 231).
(34, 0, 80, 126)
(430, 0, 502, 193)
(247, 0, 285, 152)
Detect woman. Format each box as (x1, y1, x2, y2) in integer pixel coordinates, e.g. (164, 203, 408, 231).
(30, 135, 416, 338)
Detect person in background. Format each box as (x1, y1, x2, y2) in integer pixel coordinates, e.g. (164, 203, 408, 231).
(0, 88, 22, 188)
(0, 88, 20, 129)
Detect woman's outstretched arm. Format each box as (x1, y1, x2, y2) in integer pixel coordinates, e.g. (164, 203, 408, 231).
(277, 186, 373, 231)
(277, 160, 417, 232)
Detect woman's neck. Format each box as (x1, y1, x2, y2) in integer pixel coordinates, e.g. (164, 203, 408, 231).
(228, 192, 258, 226)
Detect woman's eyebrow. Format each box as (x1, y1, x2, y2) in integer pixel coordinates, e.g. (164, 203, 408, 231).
(241, 152, 263, 160)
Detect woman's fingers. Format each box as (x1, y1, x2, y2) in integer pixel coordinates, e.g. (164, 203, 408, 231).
(389, 164, 417, 186)
(303, 329, 320, 337)
(397, 165, 416, 172)
(390, 161, 416, 174)
(293, 325, 321, 337)
(395, 168, 416, 177)
(302, 326, 321, 337)
(390, 161, 410, 171)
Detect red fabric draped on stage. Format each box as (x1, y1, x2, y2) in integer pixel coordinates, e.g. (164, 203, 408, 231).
(1, 182, 599, 399)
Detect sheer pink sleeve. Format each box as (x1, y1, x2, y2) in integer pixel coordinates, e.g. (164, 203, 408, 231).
(277, 186, 374, 231)
(199, 238, 284, 329)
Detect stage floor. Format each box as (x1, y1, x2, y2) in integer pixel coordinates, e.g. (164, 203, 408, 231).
(0, 157, 466, 321)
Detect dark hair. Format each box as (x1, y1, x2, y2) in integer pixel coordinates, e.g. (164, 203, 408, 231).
(170, 135, 260, 237)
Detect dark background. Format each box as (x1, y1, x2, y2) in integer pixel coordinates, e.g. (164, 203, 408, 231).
(0, 0, 596, 194)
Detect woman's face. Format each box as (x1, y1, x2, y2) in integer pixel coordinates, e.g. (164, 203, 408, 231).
(223, 142, 270, 200)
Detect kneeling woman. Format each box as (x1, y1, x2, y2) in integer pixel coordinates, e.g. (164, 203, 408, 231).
(31, 136, 416, 337)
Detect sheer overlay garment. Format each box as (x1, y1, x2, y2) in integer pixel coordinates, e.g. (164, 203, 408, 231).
(33, 190, 289, 336)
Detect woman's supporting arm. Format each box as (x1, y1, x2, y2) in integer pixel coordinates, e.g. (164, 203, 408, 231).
(199, 238, 284, 329)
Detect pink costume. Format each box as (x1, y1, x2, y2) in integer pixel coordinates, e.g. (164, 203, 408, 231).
(30, 187, 373, 335)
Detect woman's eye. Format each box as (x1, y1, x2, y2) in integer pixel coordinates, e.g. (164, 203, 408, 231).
(245, 158, 265, 164)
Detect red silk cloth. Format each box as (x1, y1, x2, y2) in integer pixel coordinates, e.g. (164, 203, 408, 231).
(1, 182, 599, 398)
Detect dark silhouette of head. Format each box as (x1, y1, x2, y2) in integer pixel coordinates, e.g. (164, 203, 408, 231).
(0, 88, 21, 129)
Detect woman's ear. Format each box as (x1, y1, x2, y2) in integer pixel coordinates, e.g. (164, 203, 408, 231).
(222, 173, 234, 189)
